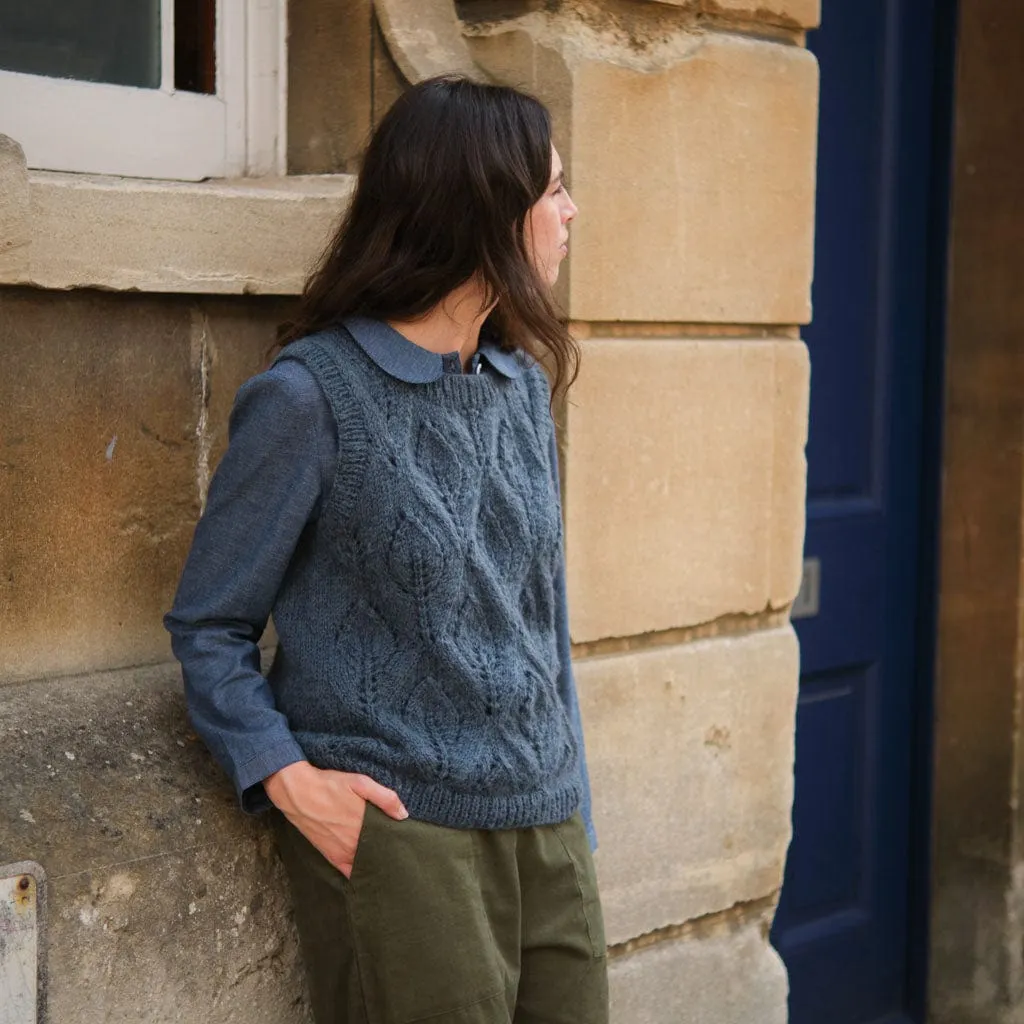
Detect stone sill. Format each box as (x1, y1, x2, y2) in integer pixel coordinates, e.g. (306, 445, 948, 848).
(0, 156, 355, 296)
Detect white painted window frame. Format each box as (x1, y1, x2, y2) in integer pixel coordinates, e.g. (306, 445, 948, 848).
(0, 0, 286, 181)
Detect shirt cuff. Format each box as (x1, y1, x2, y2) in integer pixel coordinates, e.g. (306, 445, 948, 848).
(235, 737, 308, 815)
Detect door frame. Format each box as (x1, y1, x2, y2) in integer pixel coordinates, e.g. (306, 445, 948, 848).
(900, 0, 958, 1018)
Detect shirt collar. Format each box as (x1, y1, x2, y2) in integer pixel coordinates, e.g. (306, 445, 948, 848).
(343, 316, 524, 384)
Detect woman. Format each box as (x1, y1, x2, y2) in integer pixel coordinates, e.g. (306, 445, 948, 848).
(166, 75, 607, 1024)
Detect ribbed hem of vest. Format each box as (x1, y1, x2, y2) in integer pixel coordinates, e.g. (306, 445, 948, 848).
(301, 745, 582, 830)
(398, 777, 583, 832)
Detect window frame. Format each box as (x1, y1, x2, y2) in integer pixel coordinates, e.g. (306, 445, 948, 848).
(0, 1, 285, 181)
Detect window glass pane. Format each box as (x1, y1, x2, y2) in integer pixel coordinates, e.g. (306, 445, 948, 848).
(0, 1, 161, 89)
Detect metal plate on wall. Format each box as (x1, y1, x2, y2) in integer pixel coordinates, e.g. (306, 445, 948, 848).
(0, 863, 45, 1024)
(792, 556, 822, 620)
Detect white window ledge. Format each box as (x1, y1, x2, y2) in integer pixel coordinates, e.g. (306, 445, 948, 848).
(0, 136, 354, 295)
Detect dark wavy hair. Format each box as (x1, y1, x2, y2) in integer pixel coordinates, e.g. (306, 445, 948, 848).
(277, 74, 579, 397)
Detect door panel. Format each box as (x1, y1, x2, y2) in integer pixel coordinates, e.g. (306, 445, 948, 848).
(770, 2, 944, 1022)
(782, 665, 872, 923)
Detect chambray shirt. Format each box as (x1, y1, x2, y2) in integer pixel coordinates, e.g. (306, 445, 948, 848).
(165, 317, 595, 848)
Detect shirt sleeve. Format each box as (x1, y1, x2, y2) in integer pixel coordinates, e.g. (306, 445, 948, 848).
(164, 359, 337, 813)
(549, 431, 598, 852)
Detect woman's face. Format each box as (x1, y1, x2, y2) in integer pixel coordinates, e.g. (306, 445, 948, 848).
(525, 146, 578, 286)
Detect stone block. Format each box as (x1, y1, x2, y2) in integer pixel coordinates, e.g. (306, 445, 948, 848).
(0, 289, 195, 682)
(0, 135, 29, 277)
(0, 290, 284, 683)
(469, 27, 817, 324)
(608, 917, 788, 1024)
(0, 664, 307, 1023)
(6, 173, 353, 294)
(579, 628, 798, 944)
(567, 35, 817, 323)
(564, 338, 809, 642)
(288, 0, 373, 175)
(770, 337, 813, 607)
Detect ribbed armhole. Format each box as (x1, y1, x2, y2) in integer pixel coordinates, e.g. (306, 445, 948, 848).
(275, 329, 370, 528)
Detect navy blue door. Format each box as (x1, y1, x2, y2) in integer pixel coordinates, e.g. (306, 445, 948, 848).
(770, 2, 950, 1022)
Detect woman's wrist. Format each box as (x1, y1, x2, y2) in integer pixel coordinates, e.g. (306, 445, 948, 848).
(264, 759, 314, 811)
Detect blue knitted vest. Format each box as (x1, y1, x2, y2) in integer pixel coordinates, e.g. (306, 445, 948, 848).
(267, 327, 582, 830)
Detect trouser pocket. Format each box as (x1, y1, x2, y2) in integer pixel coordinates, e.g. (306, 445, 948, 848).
(272, 811, 369, 1024)
(347, 806, 507, 1024)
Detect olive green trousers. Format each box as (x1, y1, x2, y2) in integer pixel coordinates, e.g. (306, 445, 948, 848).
(274, 806, 608, 1024)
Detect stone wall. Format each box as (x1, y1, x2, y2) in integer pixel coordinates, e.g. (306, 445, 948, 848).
(929, 2, 1024, 1021)
(0, 2, 817, 1021)
(0, 291, 311, 1022)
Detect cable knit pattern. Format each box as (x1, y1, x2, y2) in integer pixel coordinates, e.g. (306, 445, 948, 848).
(268, 327, 581, 830)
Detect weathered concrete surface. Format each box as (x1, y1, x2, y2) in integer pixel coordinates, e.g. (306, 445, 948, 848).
(608, 911, 788, 1024)
(0, 169, 353, 294)
(581, 628, 798, 944)
(645, 0, 820, 28)
(930, 867, 1023, 1024)
(564, 339, 809, 642)
(0, 664, 308, 1023)
(467, 20, 818, 324)
(929, 1, 1024, 1021)
(0, 288, 290, 683)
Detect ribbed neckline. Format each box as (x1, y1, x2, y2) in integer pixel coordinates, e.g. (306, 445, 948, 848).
(427, 367, 509, 411)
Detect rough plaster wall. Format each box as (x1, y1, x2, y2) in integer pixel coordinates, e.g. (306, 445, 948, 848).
(929, 1, 1024, 1021)
(0, 666, 309, 1023)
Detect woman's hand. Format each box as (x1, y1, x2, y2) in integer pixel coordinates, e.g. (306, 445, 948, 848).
(265, 761, 408, 878)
